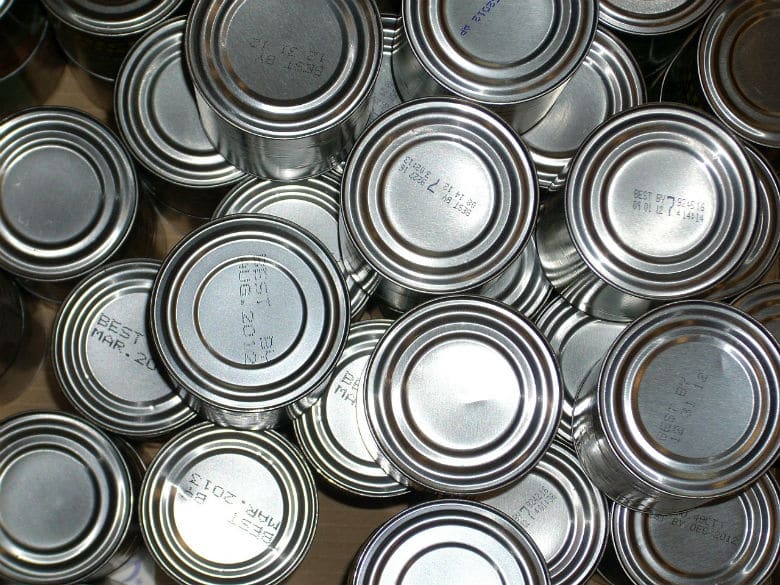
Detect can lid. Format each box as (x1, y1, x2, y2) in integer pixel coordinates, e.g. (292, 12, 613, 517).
(185, 0, 381, 138)
(598, 0, 717, 35)
(150, 215, 349, 418)
(401, 0, 596, 105)
(140, 422, 317, 585)
(364, 296, 561, 494)
(351, 500, 550, 585)
(52, 260, 196, 439)
(733, 281, 780, 342)
(0, 411, 134, 584)
(368, 14, 404, 123)
(482, 441, 609, 585)
(115, 18, 243, 189)
(522, 28, 645, 189)
(0, 108, 137, 282)
(565, 104, 757, 300)
(611, 473, 780, 585)
(41, 0, 183, 36)
(342, 98, 537, 295)
(699, 0, 780, 148)
(599, 301, 780, 500)
(293, 319, 408, 498)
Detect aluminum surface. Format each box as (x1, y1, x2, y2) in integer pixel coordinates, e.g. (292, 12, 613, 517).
(482, 441, 609, 585)
(364, 296, 561, 494)
(733, 281, 780, 343)
(368, 14, 404, 124)
(598, 0, 717, 35)
(573, 301, 780, 513)
(140, 423, 317, 585)
(150, 215, 350, 429)
(350, 500, 551, 585)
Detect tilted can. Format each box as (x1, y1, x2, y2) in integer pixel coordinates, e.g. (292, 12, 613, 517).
(367, 14, 405, 124)
(733, 281, 780, 342)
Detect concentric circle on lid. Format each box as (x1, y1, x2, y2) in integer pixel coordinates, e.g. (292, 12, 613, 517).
(598, 0, 717, 35)
(0, 107, 137, 281)
(41, 0, 183, 35)
(185, 0, 381, 138)
(342, 98, 537, 294)
(351, 500, 551, 585)
(733, 281, 780, 342)
(565, 104, 757, 300)
(611, 473, 780, 585)
(115, 18, 243, 189)
(364, 296, 561, 494)
(52, 260, 196, 439)
(0, 411, 135, 584)
(699, 0, 780, 148)
(140, 422, 317, 585)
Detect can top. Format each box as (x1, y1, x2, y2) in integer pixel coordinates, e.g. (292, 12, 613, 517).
(401, 0, 596, 105)
(140, 423, 317, 585)
(599, 301, 780, 500)
(482, 441, 609, 585)
(185, 0, 381, 138)
(0, 411, 134, 584)
(351, 500, 550, 585)
(342, 98, 537, 294)
(611, 473, 780, 585)
(115, 18, 243, 189)
(598, 0, 717, 35)
(566, 104, 757, 300)
(150, 215, 349, 416)
(733, 281, 780, 342)
(0, 107, 137, 282)
(699, 0, 780, 148)
(365, 296, 561, 494)
(41, 0, 183, 36)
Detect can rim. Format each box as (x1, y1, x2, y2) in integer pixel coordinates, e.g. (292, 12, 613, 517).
(733, 280, 780, 323)
(598, 0, 718, 35)
(41, 0, 183, 36)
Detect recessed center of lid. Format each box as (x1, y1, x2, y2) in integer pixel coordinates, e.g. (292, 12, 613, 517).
(731, 18, 780, 114)
(399, 544, 504, 585)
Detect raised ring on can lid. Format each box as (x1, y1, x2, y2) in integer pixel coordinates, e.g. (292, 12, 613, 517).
(41, 0, 183, 36)
(733, 281, 780, 342)
(611, 473, 780, 585)
(351, 499, 550, 585)
(342, 98, 537, 294)
(565, 104, 758, 300)
(115, 18, 244, 189)
(364, 296, 561, 494)
(0, 411, 135, 584)
(401, 0, 596, 104)
(140, 422, 317, 585)
(52, 259, 196, 439)
(600, 301, 780, 500)
(185, 0, 382, 138)
(482, 441, 609, 585)
(150, 215, 349, 424)
(0, 107, 138, 282)
(598, 0, 718, 35)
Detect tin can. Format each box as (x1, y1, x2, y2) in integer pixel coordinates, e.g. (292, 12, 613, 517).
(185, 0, 382, 180)
(115, 18, 244, 219)
(340, 98, 538, 314)
(0, 270, 24, 381)
(482, 441, 609, 585)
(52, 260, 196, 439)
(393, 0, 597, 133)
(0, 107, 138, 302)
(293, 319, 408, 499)
(140, 422, 317, 585)
(733, 281, 780, 342)
(0, 411, 141, 585)
(572, 301, 780, 513)
(363, 296, 561, 495)
(536, 104, 758, 322)
(367, 14, 404, 124)
(149, 215, 350, 429)
(351, 500, 550, 584)
(213, 173, 374, 318)
(609, 473, 780, 585)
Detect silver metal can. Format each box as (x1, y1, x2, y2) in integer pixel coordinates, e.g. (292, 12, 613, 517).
(733, 281, 780, 343)
(52, 260, 196, 439)
(0, 107, 138, 302)
(140, 422, 317, 585)
(350, 500, 551, 585)
(185, 0, 382, 180)
(482, 440, 609, 585)
(393, 0, 597, 133)
(150, 215, 350, 429)
(213, 173, 373, 318)
(572, 300, 780, 513)
(536, 104, 758, 322)
(363, 295, 561, 495)
(293, 319, 408, 499)
(367, 14, 404, 124)
(340, 98, 538, 314)
(609, 473, 780, 585)
(0, 411, 140, 584)
(115, 17, 244, 218)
